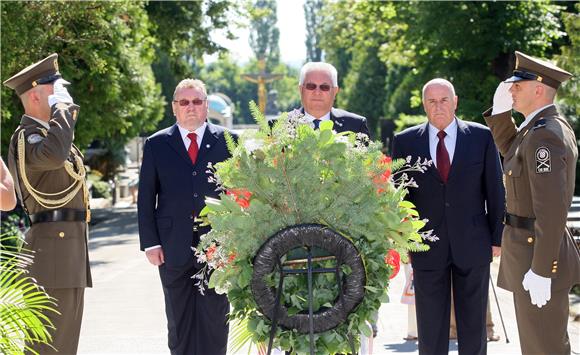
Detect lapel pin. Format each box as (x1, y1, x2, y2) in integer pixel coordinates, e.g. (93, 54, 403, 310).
(206, 144, 211, 148)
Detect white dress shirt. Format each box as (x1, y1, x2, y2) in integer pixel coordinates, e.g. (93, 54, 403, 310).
(144, 122, 207, 252)
(177, 122, 206, 151)
(304, 111, 331, 128)
(428, 118, 458, 168)
(518, 104, 555, 131)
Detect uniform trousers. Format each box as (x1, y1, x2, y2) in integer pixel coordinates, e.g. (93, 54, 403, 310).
(513, 287, 571, 355)
(26, 287, 84, 355)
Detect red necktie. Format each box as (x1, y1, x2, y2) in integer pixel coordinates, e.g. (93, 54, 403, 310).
(187, 132, 198, 164)
(436, 130, 450, 183)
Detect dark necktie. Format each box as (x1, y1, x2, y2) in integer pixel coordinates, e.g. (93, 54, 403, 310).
(313, 119, 320, 130)
(187, 132, 198, 164)
(436, 130, 450, 183)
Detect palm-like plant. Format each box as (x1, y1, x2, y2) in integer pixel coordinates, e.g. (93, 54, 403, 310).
(0, 234, 57, 354)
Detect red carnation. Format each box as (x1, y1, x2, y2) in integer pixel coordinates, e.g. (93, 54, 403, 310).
(384, 249, 401, 279)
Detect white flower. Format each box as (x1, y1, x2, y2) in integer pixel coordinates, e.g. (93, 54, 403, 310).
(243, 138, 264, 153)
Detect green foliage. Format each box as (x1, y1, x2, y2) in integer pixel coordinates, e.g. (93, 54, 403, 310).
(1, 235, 57, 354)
(304, 0, 324, 62)
(145, 1, 239, 132)
(87, 172, 111, 199)
(195, 106, 429, 354)
(394, 114, 428, 133)
(319, 1, 569, 126)
(248, 0, 280, 68)
(202, 56, 300, 123)
(339, 45, 388, 137)
(555, 3, 580, 194)
(1, 1, 165, 154)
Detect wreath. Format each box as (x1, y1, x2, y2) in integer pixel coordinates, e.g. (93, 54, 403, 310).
(194, 103, 433, 354)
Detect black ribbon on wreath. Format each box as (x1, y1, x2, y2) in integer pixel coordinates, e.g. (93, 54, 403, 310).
(251, 223, 366, 354)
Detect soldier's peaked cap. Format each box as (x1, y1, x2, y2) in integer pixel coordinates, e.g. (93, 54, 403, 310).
(3, 53, 62, 95)
(504, 51, 572, 89)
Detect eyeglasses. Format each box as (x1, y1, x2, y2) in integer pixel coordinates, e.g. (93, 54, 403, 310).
(173, 98, 206, 106)
(304, 83, 332, 92)
(514, 70, 542, 82)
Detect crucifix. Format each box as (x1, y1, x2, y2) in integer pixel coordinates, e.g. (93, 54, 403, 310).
(242, 58, 282, 114)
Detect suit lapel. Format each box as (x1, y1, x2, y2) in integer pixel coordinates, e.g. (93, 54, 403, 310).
(415, 123, 440, 181)
(167, 124, 193, 167)
(196, 123, 219, 169)
(447, 119, 469, 182)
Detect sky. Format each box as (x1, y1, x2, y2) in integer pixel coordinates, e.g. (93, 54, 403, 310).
(205, 0, 307, 68)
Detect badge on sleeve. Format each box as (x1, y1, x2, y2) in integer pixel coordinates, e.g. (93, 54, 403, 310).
(27, 134, 44, 144)
(535, 147, 551, 173)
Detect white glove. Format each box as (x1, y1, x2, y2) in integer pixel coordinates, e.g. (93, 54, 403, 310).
(48, 78, 73, 107)
(491, 81, 513, 115)
(522, 269, 551, 308)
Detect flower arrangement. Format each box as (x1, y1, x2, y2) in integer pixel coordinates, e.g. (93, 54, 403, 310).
(195, 102, 432, 354)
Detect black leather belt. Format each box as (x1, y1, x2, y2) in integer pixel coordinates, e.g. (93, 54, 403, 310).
(504, 212, 535, 232)
(29, 208, 87, 224)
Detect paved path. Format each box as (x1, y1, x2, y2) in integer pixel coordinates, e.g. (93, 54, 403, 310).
(78, 206, 580, 354)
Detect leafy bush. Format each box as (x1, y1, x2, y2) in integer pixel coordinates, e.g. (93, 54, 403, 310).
(194, 103, 432, 354)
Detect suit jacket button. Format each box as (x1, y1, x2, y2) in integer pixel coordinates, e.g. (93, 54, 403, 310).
(445, 202, 450, 207)
(58, 232, 65, 238)
(192, 171, 197, 176)
(194, 193, 198, 198)
(527, 237, 534, 243)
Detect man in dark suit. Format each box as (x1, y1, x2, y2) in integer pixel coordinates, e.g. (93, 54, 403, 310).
(392, 78, 504, 355)
(297, 62, 370, 136)
(138, 79, 234, 355)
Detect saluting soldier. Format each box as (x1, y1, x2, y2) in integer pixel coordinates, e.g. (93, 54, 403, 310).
(483, 51, 580, 354)
(3, 53, 92, 354)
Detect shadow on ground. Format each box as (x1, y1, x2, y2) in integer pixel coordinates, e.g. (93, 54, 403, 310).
(88, 206, 138, 251)
(382, 340, 458, 353)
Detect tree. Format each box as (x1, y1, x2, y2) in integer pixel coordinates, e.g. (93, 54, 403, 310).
(304, 0, 323, 62)
(145, 1, 238, 131)
(318, 0, 569, 135)
(555, 3, 580, 194)
(1, 1, 164, 155)
(248, 0, 280, 68)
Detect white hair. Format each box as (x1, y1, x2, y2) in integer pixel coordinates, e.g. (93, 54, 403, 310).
(173, 78, 207, 99)
(422, 78, 456, 100)
(299, 62, 338, 87)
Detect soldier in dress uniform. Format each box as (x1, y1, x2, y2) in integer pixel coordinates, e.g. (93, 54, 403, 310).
(3, 53, 92, 354)
(483, 51, 580, 354)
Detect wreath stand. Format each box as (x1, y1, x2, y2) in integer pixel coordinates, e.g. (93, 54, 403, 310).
(251, 224, 366, 355)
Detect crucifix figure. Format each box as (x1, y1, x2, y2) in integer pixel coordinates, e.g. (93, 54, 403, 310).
(242, 58, 282, 114)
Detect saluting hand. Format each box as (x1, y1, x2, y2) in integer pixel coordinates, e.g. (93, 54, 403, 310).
(146, 247, 165, 266)
(48, 78, 74, 107)
(491, 82, 513, 115)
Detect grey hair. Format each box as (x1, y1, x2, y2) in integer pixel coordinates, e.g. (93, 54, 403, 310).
(422, 78, 456, 100)
(299, 62, 338, 87)
(173, 78, 207, 99)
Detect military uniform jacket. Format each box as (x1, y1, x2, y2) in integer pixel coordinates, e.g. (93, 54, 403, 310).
(484, 106, 580, 293)
(8, 103, 92, 289)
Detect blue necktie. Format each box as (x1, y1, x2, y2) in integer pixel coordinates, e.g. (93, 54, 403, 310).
(313, 120, 320, 130)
